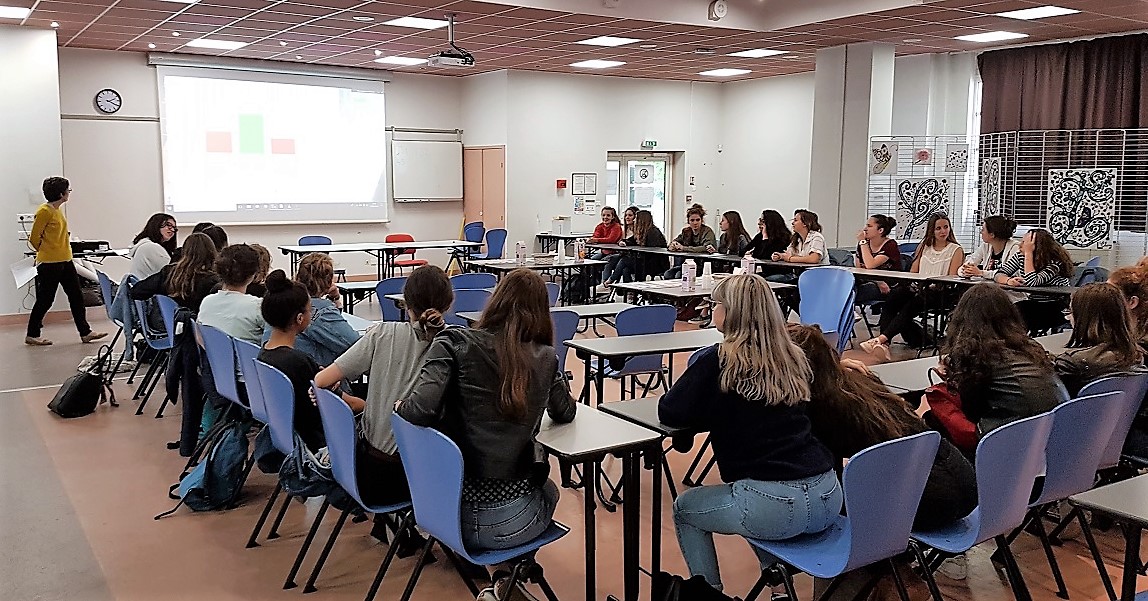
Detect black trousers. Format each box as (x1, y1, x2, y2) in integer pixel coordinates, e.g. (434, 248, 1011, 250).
(27, 261, 91, 338)
(878, 284, 926, 341)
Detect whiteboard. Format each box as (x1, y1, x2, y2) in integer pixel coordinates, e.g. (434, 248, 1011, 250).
(390, 139, 463, 201)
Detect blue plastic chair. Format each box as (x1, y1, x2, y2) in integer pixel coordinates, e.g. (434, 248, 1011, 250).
(95, 270, 123, 346)
(799, 267, 856, 354)
(471, 228, 508, 260)
(590, 304, 676, 400)
(246, 360, 301, 550)
(303, 385, 413, 594)
(446, 289, 493, 326)
(546, 281, 561, 307)
(233, 339, 268, 425)
(911, 412, 1055, 601)
(1084, 256, 1101, 268)
(552, 309, 579, 376)
(744, 432, 941, 601)
(448, 222, 487, 272)
(375, 277, 408, 322)
(450, 272, 497, 290)
(195, 323, 243, 408)
(380, 415, 568, 601)
(1081, 373, 1148, 471)
(130, 295, 177, 415)
(299, 235, 346, 281)
(995, 391, 1125, 600)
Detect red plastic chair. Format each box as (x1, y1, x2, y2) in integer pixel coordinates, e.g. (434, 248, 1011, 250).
(385, 233, 428, 275)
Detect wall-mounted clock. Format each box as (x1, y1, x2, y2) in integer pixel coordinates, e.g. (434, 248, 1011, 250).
(94, 88, 122, 114)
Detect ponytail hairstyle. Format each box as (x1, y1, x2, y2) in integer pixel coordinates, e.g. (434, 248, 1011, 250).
(402, 265, 453, 338)
(791, 210, 822, 246)
(261, 269, 311, 330)
(166, 233, 217, 304)
(682, 203, 707, 237)
(475, 269, 554, 420)
(870, 214, 897, 238)
(983, 215, 1018, 241)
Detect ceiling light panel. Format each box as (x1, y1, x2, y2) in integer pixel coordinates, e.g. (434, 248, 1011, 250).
(0, 6, 32, 19)
(570, 59, 625, 68)
(727, 49, 786, 58)
(185, 38, 248, 50)
(995, 6, 1080, 20)
(576, 36, 641, 47)
(954, 31, 1029, 43)
(375, 56, 427, 65)
(382, 16, 449, 29)
(699, 68, 751, 77)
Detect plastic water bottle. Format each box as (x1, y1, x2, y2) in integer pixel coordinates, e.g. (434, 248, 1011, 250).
(700, 261, 714, 292)
(741, 253, 755, 275)
(574, 239, 586, 263)
(556, 242, 566, 264)
(515, 241, 526, 265)
(682, 259, 697, 292)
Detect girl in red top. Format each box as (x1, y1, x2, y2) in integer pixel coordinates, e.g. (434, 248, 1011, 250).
(588, 206, 623, 253)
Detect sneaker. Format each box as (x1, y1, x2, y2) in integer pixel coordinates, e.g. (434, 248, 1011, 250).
(81, 331, 108, 343)
(937, 554, 968, 581)
(24, 336, 52, 346)
(116, 359, 137, 373)
(859, 337, 892, 362)
(476, 579, 538, 601)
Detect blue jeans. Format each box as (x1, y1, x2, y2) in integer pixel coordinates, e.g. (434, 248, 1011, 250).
(461, 479, 560, 552)
(673, 470, 842, 590)
(109, 275, 139, 359)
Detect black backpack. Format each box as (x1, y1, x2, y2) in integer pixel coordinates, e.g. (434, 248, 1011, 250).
(48, 344, 117, 418)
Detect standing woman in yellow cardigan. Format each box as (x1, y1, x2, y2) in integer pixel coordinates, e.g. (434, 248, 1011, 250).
(24, 177, 106, 346)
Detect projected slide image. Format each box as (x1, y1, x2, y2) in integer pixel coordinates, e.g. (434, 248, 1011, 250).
(160, 74, 387, 221)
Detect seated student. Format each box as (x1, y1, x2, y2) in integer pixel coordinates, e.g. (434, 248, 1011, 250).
(994, 228, 1074, 333)
(1054, 283, 1145, 396)
(314, 265, 454, 506)
(939, 283, 1068, 439)
(587, 206, 624, 259)
(664, 204, 717, 280)
(768, 209, 827, 283)
(742, 209, 791, 262)
(396, 269, 576, 599)
(1109, 265, 1148, 352)
(709, 210, 751, 259)
(258, 270, 364, 453)
(273, 252, 360, 367)
(789, 323, 977, 530)
(246, 243, 272, 297)
(861, 213, 964, 360)
(853, 214, 901, 304)
(659, 274, 841, 593)
(599, 206, 637, 287)
(129, 213, 178, 280)
(130, 232, 221, 313)
(610, 209, 669, 284)
(959, 215, 1020, 281)
(198, 244, 264, 344)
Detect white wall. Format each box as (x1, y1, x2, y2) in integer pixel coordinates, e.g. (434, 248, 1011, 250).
(56, 48, 466, 283)
(0, 26, 64, 315)
(461, 70, 508, 146)
(892, 52, 977, 136)
(502, 71, 723, 244)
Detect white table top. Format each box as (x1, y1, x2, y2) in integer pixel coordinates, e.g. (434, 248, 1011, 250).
(537, 232, 594, 239)
(467, 257, 609, 271)
(455, 302, 638, 324)
(536, 403, 661, 461)
(343, 313, 377, 333)
(279, 239, 479, 254)
(566, 328, 723, 358)
(610, 278, 793, 299)
(337, 281, 380, 291)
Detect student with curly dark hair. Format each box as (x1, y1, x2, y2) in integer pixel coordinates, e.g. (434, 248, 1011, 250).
(199, 244, 264, 343)
(665, 204, 717, 279)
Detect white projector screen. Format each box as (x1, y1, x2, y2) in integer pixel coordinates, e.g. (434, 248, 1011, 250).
(157, 67, 388, 224)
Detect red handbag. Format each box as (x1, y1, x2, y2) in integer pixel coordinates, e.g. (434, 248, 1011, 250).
(924, 368, 978, 453)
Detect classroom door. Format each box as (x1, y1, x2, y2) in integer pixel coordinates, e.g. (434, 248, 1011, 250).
(608, 153, 670, 232)
(462, 146, 505, 229)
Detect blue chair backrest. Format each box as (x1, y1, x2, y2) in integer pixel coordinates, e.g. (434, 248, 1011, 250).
(391, 414, 470, 558)
(898, 242, 918, 257)
(1085, 256, 1101, 268)
(841, 431, 941, 572)
(313, 384, 369, 508)
(484, 229, 508, 260)
(96, 270, 119, 324)
(253, 360, 298, 456)
(967, 412, 1054, 543)
(613, 304, 677, 375)
(1079, 373, 1148, 469)
(1037, 391, 1125, 505)
(155, 295, 180, 349)
(551, 310, 579, 374)
(133, 300, 169, 350)
(546, 282, 561, 307)
(463, 222, 485, 244)
(299, 235, 332, 246)
(197, 323, 242, 407)
(799, 267, 855, 347)
(446, 289, 493, 326)
(451, 273, 497, 290)
(375, 277, 408, 322)
(234, 338, 269, 424)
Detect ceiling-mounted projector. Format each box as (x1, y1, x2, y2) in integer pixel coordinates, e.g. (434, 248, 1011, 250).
(428, 14, 474, 68)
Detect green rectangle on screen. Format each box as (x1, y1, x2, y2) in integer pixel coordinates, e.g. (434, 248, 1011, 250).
(239, 115, 264, 154)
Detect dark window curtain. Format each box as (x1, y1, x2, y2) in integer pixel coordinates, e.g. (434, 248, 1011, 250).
(979, 34, 1148, 133)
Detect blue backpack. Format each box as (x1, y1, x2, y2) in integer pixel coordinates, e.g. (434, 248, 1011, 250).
(155, 421, 251, 518)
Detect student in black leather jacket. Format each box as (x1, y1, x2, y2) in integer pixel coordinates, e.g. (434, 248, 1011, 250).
(396, 269, 576, 562)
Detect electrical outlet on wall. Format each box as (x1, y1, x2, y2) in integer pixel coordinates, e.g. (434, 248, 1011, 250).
(16, 213, 35, 225)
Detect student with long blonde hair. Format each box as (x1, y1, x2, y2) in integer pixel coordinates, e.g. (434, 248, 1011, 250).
(659, 274, 841, 593)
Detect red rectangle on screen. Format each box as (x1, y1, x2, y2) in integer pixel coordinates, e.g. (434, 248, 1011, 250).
(270, 138, 296, 154)
(206, 131, 233, 153)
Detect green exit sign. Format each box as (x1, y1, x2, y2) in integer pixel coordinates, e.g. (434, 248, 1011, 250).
(641, 139, 657, 149)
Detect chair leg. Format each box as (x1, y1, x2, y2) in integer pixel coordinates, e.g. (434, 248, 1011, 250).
(745, 571, 771, 601)
(302, 509, 351, 593)
(695, 454, 718, 485)
(439, 544, 482, 596)
(994, 535, 1033, 601)
(126, 350, 145, 384)
(536, 573, 561, 601)
(910, 542, 945, 601)
(682, 435, 712, 486)
(246, 482, 283, 548)
(1030, 512, 1069, 599)
(779, 564, 800, 601)
(1048, 506, 1080, 544)
(363, 512, 414, 601)
(132, 352, 160, 399)
(284, 499, 330, 589)
(1077, 509, 1118, 601)
(661, 454, 679, 500)
(888, 558, 912, 601)
(397, 536, 436, 601)
(268, 493, 293, 539)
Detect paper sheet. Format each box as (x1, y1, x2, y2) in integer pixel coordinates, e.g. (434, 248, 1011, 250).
(11, 257, 35, 288)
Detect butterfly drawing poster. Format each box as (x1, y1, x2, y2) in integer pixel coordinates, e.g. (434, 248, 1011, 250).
(1046, 168, 1117, 249)
(871, 142, 898, 176)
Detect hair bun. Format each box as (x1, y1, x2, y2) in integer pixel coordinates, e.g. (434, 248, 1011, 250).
(265, 269, 291, 293)
(418, 308, 445, 330)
